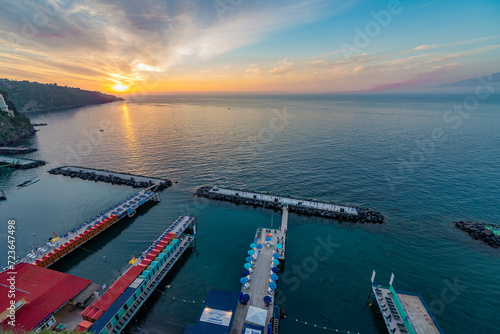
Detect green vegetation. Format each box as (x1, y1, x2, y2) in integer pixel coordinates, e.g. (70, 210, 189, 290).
(0, 79, 124, 112)
(0, 90, 35, 145)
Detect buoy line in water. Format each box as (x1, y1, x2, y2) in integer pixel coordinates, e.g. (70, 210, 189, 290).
(283, 315, 361, 333)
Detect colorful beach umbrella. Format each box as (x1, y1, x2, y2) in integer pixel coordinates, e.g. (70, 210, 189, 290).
(264, 295, 272, 304)
(244, 263, 251, 269)
(241, 294, 250, 302)
(250, 243, 256, 249)
(240, 277, 248, 284)
(242, 270, 250, 276)
(247, 250, 254, 255)
(276, 244, 283, 249)
(272, 259, 279, 265)
(265, 236, 271, 241)
(246, 257, 253, 263)
(269, 282, 277, 290)
(272, 267, 280, 273)
(257, 244, 263, 249)
(271, 274, 279, 281)
(273, 253, 279, 259)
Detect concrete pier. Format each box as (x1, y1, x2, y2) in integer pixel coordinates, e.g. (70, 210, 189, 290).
(196, 186, 384, 224)
(0, 146, 37, 154)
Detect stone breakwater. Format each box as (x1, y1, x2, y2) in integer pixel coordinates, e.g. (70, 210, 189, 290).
(454, 221, 500, 248)
(195, 186, 384, 224)
(48, 167, 172, 190)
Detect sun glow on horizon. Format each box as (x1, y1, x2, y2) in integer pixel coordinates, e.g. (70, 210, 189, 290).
(112, 83, 130, 92)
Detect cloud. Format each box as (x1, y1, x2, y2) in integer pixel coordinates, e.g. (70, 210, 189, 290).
(270, 58, 294, 75)
(244, 67, 261, 79)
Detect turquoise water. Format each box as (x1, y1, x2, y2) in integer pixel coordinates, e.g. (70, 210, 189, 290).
(1, 94, 499, 333)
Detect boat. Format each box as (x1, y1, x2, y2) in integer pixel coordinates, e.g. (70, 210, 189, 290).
(17, 177, 40, 188)
(0, 190, 6, 200)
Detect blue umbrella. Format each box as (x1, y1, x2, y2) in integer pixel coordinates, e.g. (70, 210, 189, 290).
(272, 267, 280, 273)
(241, 294, 250, 302)
(273, 253, 279, 259)
(242, 270, 250, 276)
(257, 244, 263, 249)
(272, 259, 279, 265)
(271, 274, 279, 281)
(269, 282, 277, 290)
(240, 277, 248, 284)
(276, 244, 283, 249)
(244, 263, 251, 269)
(246, 257, 253, 263)
(250, 243, 256, 249)
(247, 250, 254, 256)
(264, 295, 272, 304)
(265, 236, 271, 241)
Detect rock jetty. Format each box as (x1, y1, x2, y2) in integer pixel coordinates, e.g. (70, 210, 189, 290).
(454, 221, 500, 248)
(48, 167, 172, 190)
(195, 186, 384, 224)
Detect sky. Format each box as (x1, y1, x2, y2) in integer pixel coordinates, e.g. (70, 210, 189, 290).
(0, 0, 499, 94)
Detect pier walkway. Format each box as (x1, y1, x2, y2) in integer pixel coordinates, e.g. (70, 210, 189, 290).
(231, 207, 288, 333)
(210, 187, 358, 215)
(12, 187, 161, 269)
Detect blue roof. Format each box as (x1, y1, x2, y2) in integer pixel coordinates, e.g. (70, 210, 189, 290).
(184, 289, 240, 334)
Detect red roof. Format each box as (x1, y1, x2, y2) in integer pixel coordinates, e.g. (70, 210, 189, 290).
(0, 263, 91, 332)
(91, 265, 143, 312)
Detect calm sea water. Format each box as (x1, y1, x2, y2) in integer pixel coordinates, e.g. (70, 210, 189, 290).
(1, 94, 500, 334)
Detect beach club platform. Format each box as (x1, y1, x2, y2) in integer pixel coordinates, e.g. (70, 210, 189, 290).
(370, 281, 444, 334)
(7, 187, 161, 271)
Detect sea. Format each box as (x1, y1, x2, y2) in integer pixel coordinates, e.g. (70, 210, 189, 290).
(1, 94, 499, 334)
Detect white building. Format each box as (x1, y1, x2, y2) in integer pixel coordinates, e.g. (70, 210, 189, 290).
(0, 94, 15, 117)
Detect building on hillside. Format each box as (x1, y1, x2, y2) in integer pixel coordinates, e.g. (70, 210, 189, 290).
(0, 94, 14, 117)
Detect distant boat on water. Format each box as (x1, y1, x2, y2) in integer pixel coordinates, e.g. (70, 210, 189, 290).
(17, 177, 40, 188)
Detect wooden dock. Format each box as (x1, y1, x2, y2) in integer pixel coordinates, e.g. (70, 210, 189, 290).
(0, 155, 45, 169)
(372, 285, 443, 334)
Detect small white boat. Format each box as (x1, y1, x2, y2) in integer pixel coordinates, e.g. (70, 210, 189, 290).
(17, 177, 40, 188)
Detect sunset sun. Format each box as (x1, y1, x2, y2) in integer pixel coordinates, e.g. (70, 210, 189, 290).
(112, 83, 129, 92)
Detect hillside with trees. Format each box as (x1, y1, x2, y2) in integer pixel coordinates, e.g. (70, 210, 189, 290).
(0, 79, 124, 112)
(0, 90, 35, 145)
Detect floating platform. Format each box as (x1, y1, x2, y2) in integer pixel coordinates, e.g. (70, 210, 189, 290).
(0, 146, 37, 154)
(84, 216, 196, 334)
(0, 155, 46, 169)
(49, 166, 172, 190)
(10, 187, 161, 270)
(196, 186, 384, 224)
(370, 280, 444, 334)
